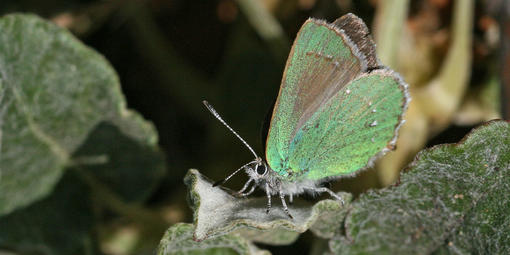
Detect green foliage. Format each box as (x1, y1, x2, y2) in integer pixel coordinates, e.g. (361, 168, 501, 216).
(331, 120, 510, 254)
(0, 13, 163, 216)
(157, 223, 270, 255)
(0, 172, 97, 254)
(164, 120, 510, 254)
(0, 14, 165, 254)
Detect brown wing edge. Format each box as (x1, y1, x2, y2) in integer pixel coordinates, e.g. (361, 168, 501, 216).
(264, 16, 370, 162)
(333, 13, 381, 71)
(317, 68, 411, 183)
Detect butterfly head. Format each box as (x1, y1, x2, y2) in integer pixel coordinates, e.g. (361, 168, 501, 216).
(244, 157, 287, 196)
(245, 157, 266, 177)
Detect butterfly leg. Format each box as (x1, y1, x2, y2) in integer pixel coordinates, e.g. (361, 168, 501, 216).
(239, 184, 256, 197)
(311, 187, 344, 205)
(235, 178, 253, 196)
(279, 191, 293, 219)
(265, 183, 272, 214)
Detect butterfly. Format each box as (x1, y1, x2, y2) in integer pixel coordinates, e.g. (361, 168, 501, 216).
(204, 13, 409, 218)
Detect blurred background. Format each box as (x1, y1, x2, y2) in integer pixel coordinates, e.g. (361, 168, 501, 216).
(1, 0, 508, 254)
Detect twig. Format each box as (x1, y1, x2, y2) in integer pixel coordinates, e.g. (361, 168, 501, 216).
(374, 0, 410, 68)
(498, 0, 510, 119)
(419, 0, 474, 131)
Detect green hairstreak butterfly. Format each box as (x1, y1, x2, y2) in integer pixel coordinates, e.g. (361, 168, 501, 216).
(204, 13, 409, 218)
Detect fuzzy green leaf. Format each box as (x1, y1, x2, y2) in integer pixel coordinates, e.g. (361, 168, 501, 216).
(330, 120, 510, 254)
(71, 122, 165, 202)
(231, 228, 300, 246)
(157, 223, 270, 255)
(0, 14, 162, 215)
(309, 199, 350, 239)
(0, 171, 97, 254)
(183, 169, 351, 243)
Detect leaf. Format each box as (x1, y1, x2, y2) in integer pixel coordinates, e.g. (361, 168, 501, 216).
(0, 171, 98, 255)
(0, 14, 161, 215)
(183, 169, 351, 242)
(71, 122, 165, 202)
(157, 223, 270, 255)
(309, 199, 350, 239)
(330, 120, 510, 254)
(0, 13, 166, 254)
(232, 228, 300, 246)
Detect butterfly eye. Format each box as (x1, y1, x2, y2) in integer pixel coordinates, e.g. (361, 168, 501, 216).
(256, 164, 267, 176)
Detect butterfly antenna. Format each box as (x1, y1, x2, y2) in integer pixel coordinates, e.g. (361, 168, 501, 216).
(212, 160, 257, 187)
(203, 100, 259, 159)
(203, 100, 262, 187)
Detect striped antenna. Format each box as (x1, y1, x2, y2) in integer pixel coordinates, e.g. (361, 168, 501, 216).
(202, 100, 259, 159)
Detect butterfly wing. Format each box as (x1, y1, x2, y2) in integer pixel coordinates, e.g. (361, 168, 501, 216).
(266, 14, 380, 177)
(287, 69, 408, 180)
(331, 14, 380, 70)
